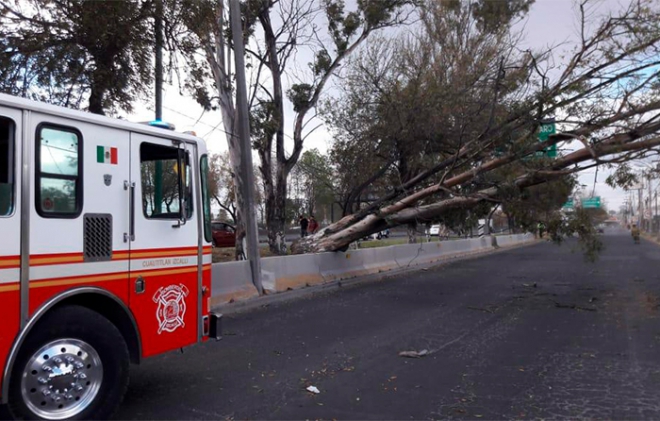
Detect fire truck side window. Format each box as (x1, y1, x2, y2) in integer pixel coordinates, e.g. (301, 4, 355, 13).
(0, 117, 15, 217)
(140, 142, 193, 219)
(36, 125, 82, 217)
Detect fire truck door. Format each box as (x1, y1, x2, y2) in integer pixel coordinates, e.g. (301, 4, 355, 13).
(0, 106, 21, 381)
(129, 133, 199, 357)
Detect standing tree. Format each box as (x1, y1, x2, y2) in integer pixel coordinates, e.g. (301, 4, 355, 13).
(0, 0, 154, 115)
(175, 0, 413, 253)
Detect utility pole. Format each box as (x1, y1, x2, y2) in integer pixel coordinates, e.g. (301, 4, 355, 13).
(655, 190, 658, 232)
(154, 0, 163, 121)
(230, 0, 263, 294)
(153, 0, 164, 214)
(648, 172, 653, 232)
(639, 186, 644, 229)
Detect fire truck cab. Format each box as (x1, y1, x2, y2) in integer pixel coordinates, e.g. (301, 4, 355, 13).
(0, 93, 220, 420)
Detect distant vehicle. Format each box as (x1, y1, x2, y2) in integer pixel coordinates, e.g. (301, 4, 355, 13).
(428, 224, 451, 239)
(364, 229, 390, 240)
(211, 221, 236, 247)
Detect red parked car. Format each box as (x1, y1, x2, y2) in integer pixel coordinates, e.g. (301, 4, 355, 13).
(211, 221, 236, 247)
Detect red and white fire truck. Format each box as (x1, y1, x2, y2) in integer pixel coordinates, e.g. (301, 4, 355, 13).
(0, 93, 221, 420)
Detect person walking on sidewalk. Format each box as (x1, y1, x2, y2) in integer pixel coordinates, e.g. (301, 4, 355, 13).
(308, 215, 319, 235)
(299, 215, 309, 238)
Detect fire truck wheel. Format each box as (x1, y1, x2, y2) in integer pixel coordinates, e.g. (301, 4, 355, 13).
(7, 305, 129, 420)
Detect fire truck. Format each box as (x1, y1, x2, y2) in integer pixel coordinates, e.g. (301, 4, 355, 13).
(0, 93, 221, 419)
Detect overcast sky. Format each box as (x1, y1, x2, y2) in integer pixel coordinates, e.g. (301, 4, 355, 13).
(123, 0, 640, 212)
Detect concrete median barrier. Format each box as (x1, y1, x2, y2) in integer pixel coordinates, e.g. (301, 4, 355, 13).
(495, 233, 534, 247)
(261, 253, 324, 293)
(212, 233, 536, 305)
(211, 260, 257, 306)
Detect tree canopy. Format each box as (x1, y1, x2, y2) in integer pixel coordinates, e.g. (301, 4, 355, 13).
(0, 0, 155, 114)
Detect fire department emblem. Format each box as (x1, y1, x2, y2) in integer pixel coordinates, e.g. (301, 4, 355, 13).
(153, 284, 189, 334)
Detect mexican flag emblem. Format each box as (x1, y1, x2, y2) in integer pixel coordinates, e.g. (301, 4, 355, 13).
(97, 146, 118, 165)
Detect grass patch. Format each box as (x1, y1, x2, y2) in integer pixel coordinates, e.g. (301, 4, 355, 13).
(212, 246, 282, 263)
(358, 236, 451, 248)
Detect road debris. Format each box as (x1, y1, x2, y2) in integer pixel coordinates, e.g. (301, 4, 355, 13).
(551, 300, 597, 312)
(398, 349, 433, 358)
(467, 305, 496, 314)
(306, 385, 320, 394)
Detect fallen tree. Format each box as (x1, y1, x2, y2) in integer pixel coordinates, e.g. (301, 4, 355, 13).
(292, 0, 660, 254)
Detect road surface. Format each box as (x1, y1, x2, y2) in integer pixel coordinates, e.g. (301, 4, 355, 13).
(115, 227, 660, 420)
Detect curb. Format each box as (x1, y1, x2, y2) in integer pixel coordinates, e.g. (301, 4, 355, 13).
(213, 239, 540, 316)
(641, 232, 660, 245)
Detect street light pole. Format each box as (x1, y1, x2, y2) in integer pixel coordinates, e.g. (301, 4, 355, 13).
(230, 0, 263, 294)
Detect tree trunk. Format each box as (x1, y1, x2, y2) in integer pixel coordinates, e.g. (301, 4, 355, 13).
(266, 172, 287, 253)
(407, 222, 417, 244)
(88, 84, 105, 115)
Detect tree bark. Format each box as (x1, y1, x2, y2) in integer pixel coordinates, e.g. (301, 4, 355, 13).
(407, 222, 417, 244)
(266, 170, 287, 252)
(87, 78, 105, 115)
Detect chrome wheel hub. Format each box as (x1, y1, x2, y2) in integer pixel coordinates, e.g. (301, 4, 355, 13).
(21, 339, 103, 420)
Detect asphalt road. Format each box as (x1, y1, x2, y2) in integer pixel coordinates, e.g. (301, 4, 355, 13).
(115, 227, 660, 420)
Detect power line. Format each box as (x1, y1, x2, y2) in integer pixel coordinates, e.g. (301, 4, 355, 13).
(161, 105, 236, 139)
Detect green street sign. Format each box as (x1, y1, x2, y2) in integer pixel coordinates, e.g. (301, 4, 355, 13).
(562, 199, 574, 209)
(537, 120, 557, 158)
(581, 196, 601, 208)
(538, 122, 556, 141)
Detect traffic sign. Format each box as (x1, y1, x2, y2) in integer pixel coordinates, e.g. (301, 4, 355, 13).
(581, 196, 601, 208)
(537, 119, 557, 158)
(563, 197, 601, 209)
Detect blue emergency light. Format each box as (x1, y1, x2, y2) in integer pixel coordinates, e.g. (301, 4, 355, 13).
(141, 119, 176, 130)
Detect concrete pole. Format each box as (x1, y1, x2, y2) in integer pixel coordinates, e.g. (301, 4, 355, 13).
(230, 0, 263, 294)
(153, 0, 164, 214)
(154, 0, 163, 121)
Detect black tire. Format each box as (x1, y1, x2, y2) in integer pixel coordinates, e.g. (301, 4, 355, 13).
(7, 305, 129, 420)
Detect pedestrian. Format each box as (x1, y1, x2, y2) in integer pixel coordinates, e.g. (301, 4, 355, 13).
(299, 215, 308, 238)
(537, 221, 545, 239)
(308, 215, 319, 234)
(631, 224, 640, 244)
